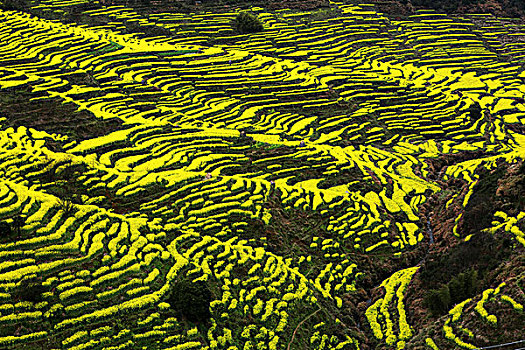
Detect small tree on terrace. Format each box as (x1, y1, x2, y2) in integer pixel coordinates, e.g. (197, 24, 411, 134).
(0, 215, 25, 241)
(233, 11, 264, 34)
(0, 221, 12, 239)
(13, 276, 47, 303)
(168, 278, 212, 323)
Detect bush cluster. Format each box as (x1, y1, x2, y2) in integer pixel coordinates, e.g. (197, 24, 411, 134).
(13, 277, 47, 303)
(420, 230, 512, 288)
(0, 215, 25, 239)
(233, 12, 263, 34)
(423, 269, 479, 316)
(167, 278, 212, 323)
(0, 221, 12, 237)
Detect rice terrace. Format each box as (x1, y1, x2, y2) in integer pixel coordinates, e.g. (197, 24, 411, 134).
(0, 0, 524, 348)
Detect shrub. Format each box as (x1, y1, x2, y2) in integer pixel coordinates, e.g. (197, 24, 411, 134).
(0, 221, 12, 237)
(423, 285, 450, 316)
(448, 269, 478, 303)
(56, 197, 77, 217)
(423, 269, 479, 317)
(467, 101, 482, 121)
(309, 7, 339, 21)
(11, 214, 25, 235)
(0, 215, 24, 240)
(13, 278, 47, 303)
(168, 278, 212, 323)
(233, 12, 263, 34)
(420, 230, 510, 288)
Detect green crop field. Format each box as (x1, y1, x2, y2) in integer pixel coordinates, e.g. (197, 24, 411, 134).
(0, 0, 524, 349)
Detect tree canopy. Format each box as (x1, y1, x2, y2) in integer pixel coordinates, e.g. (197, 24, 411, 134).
(233, 11, 264, 34)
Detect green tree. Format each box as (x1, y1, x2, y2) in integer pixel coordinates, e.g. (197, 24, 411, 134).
(0, 215, 24, 240)
(13, 277, 47, 303)
(467, 101, 482, 121)
(423, 285, 451, 316)
(450, 269, 478, 302)
(465, 269, 479, 296)
(424, 269, 479, 317)
(12, 214, 25, 236)
(0, 221, 12, 238)
(449, 274, 463, 300)
(168, 279, 212, 323)
(233, 12, 263, 34)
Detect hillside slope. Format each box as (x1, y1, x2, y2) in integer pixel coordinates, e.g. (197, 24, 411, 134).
(0, 0, 524, 349)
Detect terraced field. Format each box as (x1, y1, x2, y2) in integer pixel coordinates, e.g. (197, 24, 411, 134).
(0, 1, 524, 349)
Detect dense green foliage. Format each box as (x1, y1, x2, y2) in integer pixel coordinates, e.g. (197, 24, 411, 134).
(168, 279, 212, 324)
(13, 278, 47, 303)
(420, 231, 513, 288)
(423, 269, 479, 316)
(233, 11, 263, 34)
(0, 215, 24, 240)
(467, 101, 482, 121)
(0, 221, 11, 237)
